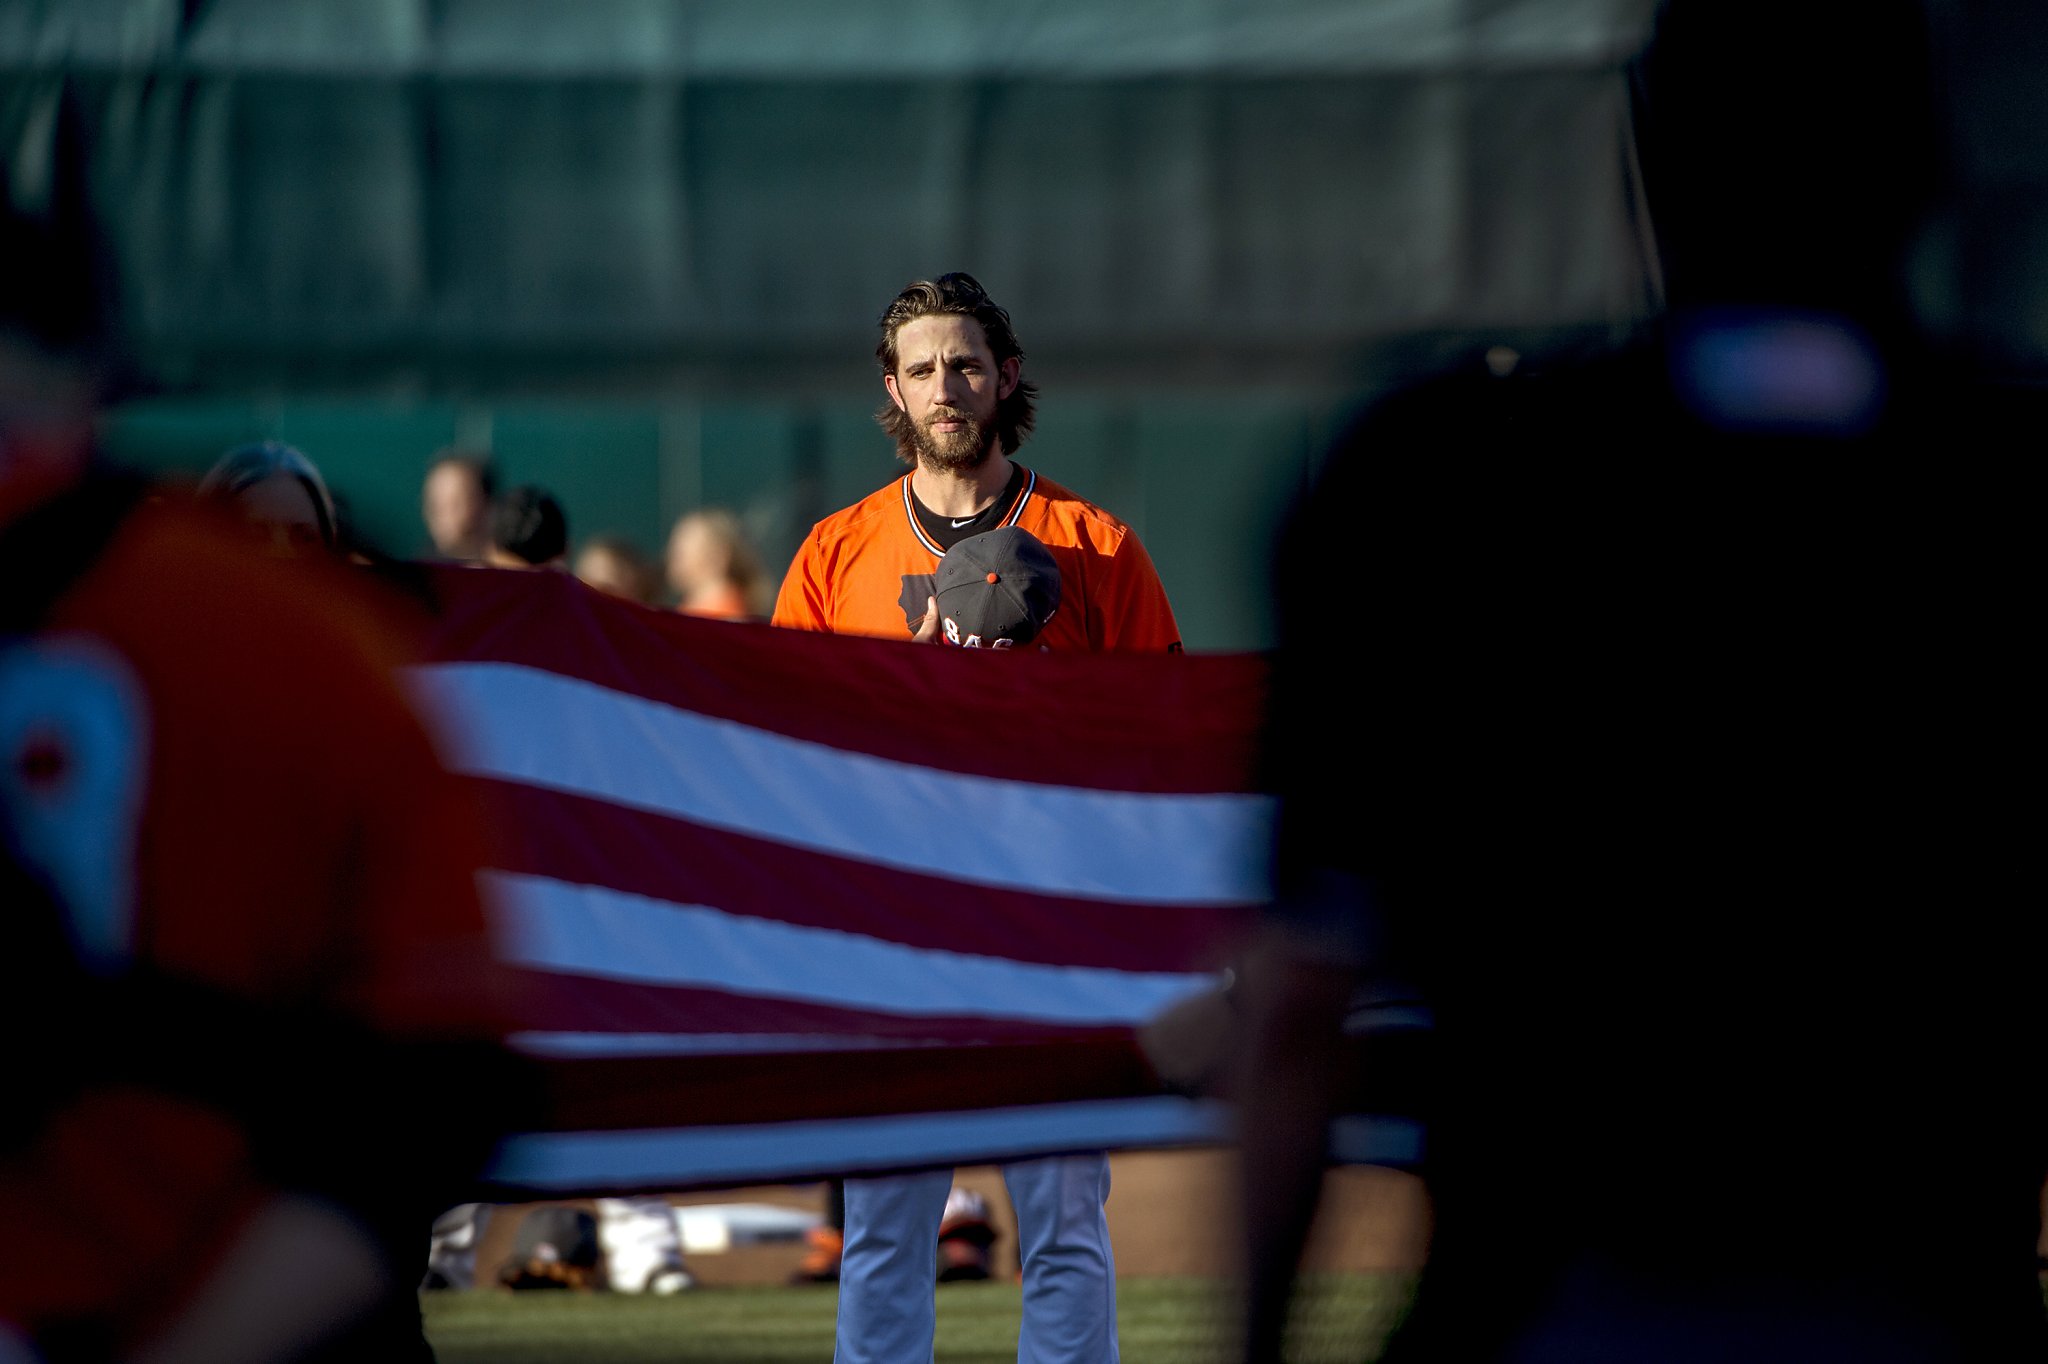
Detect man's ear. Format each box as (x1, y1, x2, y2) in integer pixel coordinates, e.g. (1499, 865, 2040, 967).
(997, 357, 1021, 400)
(884, 372, 907, 412)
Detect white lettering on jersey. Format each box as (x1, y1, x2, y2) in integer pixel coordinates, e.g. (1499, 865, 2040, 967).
(0, 635, 149, 972)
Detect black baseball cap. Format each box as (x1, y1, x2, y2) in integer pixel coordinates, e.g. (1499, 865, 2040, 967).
(934, 526, 1061, 648)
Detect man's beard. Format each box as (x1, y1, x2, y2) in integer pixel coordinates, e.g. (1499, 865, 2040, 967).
(910, 406, 997, 472)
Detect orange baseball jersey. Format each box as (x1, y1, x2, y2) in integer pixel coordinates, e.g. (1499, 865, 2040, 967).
(0, 491, 508, 1346)
(772, 467, 1182, 652)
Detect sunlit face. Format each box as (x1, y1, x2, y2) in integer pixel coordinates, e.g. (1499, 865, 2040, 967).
(883, 315, 1019, 473)
(575, 546, 643, 601)
(235, 473, 327, 557)
(665, 517, 725, 596)
(423, 463, 489, 558)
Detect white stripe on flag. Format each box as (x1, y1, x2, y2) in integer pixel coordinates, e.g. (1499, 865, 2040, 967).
(489, 1097, 1233, 1187)
(510, 1032, 952, 1057)
(491, 871, 1222, 1026)
(411, 662, 1274, 906)
(486, 1100, 1427, 1190)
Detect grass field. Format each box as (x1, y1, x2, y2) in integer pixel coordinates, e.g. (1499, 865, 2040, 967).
(424, 1272, 1416, 1363)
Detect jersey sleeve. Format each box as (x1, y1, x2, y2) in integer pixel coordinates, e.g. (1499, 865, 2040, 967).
(1093, 527, 1182, 652)
(770, 531, 833, 632)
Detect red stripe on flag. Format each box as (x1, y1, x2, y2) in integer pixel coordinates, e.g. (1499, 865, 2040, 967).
(415, 565, 1281, 1177)
(510, 969, 1131, 1042)
(534, 1034, 1166, 1132)
(423, 566, 1271, 794)
(479, 780, 1254, 973)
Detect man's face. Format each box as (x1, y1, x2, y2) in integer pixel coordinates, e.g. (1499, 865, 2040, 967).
(884, 315, 1019, 473)
(423, 464, 489, 558)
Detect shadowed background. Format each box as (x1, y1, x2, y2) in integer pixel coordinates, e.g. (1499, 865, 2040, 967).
(6, 1, 2045, 646)
(3, 0, 1671, 648)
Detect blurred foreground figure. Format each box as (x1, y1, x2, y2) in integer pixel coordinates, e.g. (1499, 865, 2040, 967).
(1238, 2, 2046, 1361)
(1, 173, 520, 1363)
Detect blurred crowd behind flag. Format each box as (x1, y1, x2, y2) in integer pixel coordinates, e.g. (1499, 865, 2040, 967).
(405, 565, 1379, 1197)
(9, 2, 2048, 647)
(0, 0, 1678, 653)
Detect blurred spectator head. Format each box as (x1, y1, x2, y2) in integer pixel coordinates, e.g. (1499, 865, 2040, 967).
(875, 272, 1038, 464)
(422, 450, 496, 561)
(487, 484, 568, 569)
(574, 533, 659, 604)
(665, 507, 768, 620)
(1629, 0, 1942, 336)
(198, 439, 340, 558)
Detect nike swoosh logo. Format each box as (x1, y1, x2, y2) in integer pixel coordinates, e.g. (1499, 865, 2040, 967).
(950, 517, 978, 528)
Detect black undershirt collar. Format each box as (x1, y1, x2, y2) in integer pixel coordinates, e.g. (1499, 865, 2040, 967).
(911, 462, 1026, 552)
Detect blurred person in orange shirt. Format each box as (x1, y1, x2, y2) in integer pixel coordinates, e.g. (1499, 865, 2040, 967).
(664, 507, 770, 620)
(2, 145, 526, 1364)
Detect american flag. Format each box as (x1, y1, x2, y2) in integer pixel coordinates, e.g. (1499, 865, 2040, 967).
(407, 565, 1286, 1196)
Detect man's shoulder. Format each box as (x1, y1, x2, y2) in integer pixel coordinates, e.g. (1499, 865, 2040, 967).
(802, 475, 910, 554)
(1015, 469, 1139, 553)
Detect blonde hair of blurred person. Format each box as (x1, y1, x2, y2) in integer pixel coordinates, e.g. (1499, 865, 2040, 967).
(665, 507, 769, 620)
(197, 440, 339, 559)
(421, 450, 494, 562)
(573, 533, 659, 605)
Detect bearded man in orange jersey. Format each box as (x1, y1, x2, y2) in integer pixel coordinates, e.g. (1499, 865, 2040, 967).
(775, 271, 1180, 656)
(774, 272, 1180, 1363)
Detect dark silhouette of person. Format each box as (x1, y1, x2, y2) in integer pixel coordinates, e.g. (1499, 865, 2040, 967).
(1236, 2, 2048, 1360)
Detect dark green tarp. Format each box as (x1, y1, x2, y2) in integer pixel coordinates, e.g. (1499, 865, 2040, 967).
(1, 1, 1686, 647)
(4, 0, 1662, 393)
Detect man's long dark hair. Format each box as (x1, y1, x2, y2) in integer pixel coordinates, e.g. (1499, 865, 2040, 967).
(875, 272, 1039, 463)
